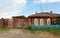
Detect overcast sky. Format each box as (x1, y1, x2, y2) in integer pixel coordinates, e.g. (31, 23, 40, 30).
(0, 0, 60, 18)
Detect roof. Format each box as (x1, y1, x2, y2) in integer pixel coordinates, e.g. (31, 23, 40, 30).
(12, 15, 28, 19)
(12, 16, 25, 18)
(28, 11, 60, 17)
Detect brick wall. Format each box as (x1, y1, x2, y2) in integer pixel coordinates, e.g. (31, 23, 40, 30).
(12, 16, 29, 29)
(8, 19, 13, 28)
(0, 18, 8, 27)
(0, 17, 56, 28)
(0, 18, 13, 28)
(0, 19, 4, 27)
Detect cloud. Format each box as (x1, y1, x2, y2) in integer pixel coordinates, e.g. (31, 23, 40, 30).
(0, 0, 27, 18)
(34, 0, 60, 3)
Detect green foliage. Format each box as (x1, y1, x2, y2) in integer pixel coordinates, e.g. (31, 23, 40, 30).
(28, 25, 60, 30)
(28, 25, 60, 35)
(54, 18, 60, 25)
(47, 28, 60, 35)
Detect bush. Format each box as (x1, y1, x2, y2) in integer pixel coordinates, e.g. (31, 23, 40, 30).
(28, 24, 60, 35)
(54, 18, 60, 25)
(28, 24, 60, 30)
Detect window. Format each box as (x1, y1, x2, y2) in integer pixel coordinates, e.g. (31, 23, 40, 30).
(40, 18, 44, 25)
(34, 18, 38, 25)
(47, 18, 51, 25)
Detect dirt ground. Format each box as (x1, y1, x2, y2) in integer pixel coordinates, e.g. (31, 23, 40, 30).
(0, 29, 60, 38)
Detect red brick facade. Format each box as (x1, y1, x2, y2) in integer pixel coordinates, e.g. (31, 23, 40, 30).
(28, 17, 56, 25)
(12, 11, 60, 28)
(0, 11, 60, 28)
(0, 18, 8, 27)
(12, 16, 29, 28)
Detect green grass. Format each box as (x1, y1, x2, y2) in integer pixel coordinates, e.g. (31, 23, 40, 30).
(0, 27, 13, 31)
(46, 28, 60, 35)
(28, 25, 60, 35)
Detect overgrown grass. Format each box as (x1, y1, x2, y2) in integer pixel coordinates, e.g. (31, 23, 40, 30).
(40, 28, 60, 35)
(27, 25, 60, 35)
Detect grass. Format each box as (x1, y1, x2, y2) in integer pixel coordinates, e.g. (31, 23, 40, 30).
(47, 28, 60, 35)
(39, 28, 60, 35)
(26, 25, 60, 35)
(0, 27, 13, 31)
(22, 28, 60, 36)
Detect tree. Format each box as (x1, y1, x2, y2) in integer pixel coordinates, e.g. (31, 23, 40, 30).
(54, 18, 60, 25)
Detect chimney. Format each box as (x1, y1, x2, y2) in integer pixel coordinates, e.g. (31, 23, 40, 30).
(50, 11, 53, 13)
(35, 12, 38, 14)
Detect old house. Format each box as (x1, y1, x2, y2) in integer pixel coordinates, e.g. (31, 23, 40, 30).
(12, 11, 60, 28)
(28, 11, 60, 25)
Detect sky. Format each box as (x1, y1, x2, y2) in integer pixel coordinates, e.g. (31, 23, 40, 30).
(0, 0, 60, 18)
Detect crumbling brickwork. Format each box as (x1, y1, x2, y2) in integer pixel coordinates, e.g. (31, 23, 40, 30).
(0, 19, 4, 27)
(8, 19, 13, 28)
(0, 11, 60, 28)
(0, 18, 8, 27)
(12, 16, 29, 29)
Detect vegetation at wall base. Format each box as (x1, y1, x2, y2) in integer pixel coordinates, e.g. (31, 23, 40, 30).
(54, 18, 60, 25)
(0, 27, 12, 31)
(28, 24, 60, 35)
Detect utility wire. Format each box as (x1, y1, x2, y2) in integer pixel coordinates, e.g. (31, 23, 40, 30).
(39, 2, 43, 12)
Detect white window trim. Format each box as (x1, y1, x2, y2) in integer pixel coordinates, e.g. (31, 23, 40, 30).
(34, 18, 38, 25)
(47, 18, 51, 25)
(40, 18, 44, 25)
